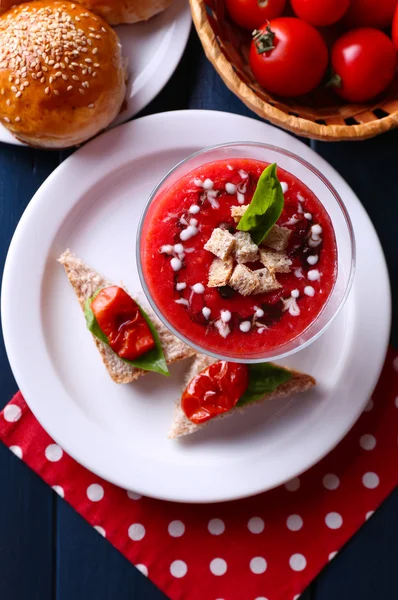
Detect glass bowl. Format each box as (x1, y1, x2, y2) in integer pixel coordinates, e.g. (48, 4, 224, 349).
(137, 142, 355, 363)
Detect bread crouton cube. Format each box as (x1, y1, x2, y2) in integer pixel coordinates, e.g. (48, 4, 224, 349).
(234, 231, 259, 263)
(208, 257, 234, 287)
(263, 224, 291, 252)
(259, 249, 292, 273)
(231, 205, 248, 223)
(229, 264, 258, 296)
(204, 228, 236, 260)
(253, 268, 282, 294)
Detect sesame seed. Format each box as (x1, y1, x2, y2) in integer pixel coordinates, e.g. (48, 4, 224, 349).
(49, 76, 53, 83)
(40, 77, 45, 83)
(72, 74, 79, 80)
(101, 26, 106, 32)
(88, 103, 94, 108)
(3, 117, 10, 122)
(44, 86, 50, 94)
(67, 85, 73, 91)
(6, 99, 10, 105)
(15, 91, 21, 97)
(53, 89, 59, 95)
(62, 74, 68, 80)
(15, 116, 20, 122)
(0, 88, 4, 95)
(78, 88, 84, 94)
(93, 63, 100, 68)
(55, 71, 62, 77)
(11, 85, 17, 92)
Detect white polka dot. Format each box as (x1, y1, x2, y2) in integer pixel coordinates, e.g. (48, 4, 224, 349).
(52, 485, 64, 498)
(9, 445, 22, 459)
(325, 512, 343, 529)
(360, 434, 376, 450)
(247, 517, 264, 534)
(286, 515, 303, 531)
(127, 490, 142, 500)
(289, 554, 307, 571)
(328, 551, 337, 561)
(87, 483, 104, 501)
(208, 518, 225, 535)
(170, 560, 187, 578)
(210, 558, 227, 576)
(45, 444, 63, 462)
(285, 477, 300, 491)
(364, 398, 374, 412)
(366, 511, 374, 520)
(250, 557, 267, 574)
(4, 404, 21, 422)
(128, 523, 146, 541)
(168, 520, 185, 537)
(94, 525, 106, 537)
(323, 474, 340, 490)
(363, 472, 379, 489)
(136, 564, 148, 577)
(393, 356, 398, 372)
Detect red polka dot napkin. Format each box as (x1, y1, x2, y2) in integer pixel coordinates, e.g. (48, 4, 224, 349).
(1, 348, 398, 600)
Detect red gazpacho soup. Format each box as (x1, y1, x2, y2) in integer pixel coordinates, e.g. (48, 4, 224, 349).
(141, 159, 337, 356)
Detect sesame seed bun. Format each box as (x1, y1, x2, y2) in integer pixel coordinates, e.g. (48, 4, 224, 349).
(0, 1, 126, 148)
(0, 0, 172, 24)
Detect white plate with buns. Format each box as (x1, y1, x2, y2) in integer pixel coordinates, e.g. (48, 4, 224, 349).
(2, 110, 391, 502)
(0, 0, 191, 147)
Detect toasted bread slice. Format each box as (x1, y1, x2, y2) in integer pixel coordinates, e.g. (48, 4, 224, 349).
(59, 250, 195, 384)
(168, 354, 316, 439)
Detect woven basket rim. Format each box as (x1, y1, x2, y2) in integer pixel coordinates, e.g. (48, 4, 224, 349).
(190, 0, 398, 141)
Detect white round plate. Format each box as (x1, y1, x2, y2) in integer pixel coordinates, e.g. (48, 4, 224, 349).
(2, 110, 391, 503)
(0, 0, 191, 146)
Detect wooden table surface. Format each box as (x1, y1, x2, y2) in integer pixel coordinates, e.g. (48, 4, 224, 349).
(0, 28, 397, 600)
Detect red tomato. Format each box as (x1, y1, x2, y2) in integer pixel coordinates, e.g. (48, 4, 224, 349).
(291, 0, 350, 26)
(91, 286, 155, 361)
(225, 0, 286, 31)
(393, 4, 398, 50)
(330, 28, 397, 102)
(181, 361, 249, 424)
(249, 18, 329, 97)
(343, 0, 397, 28)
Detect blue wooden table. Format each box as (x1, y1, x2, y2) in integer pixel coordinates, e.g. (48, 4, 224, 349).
(0, 29, 397, 600)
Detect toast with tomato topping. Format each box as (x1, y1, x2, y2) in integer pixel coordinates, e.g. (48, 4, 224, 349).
(168, 354, 316, 439)
(59, 250, 195, 383)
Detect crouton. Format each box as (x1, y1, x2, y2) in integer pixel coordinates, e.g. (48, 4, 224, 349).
(263, 224, 291, 252)
(253, 268, 282, 294)
(229, 264, 258, 296)
(208, 257, 234, 287)
(204, 228, 235, 260)
(259, 249, 292, 273)
(231, 205, 248, 223)
(234, 231, 259, 263)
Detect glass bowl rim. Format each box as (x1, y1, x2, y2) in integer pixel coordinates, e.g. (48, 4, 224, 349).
(136, 141, 356, 363)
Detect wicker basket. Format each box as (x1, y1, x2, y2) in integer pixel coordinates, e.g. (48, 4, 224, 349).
(190, 0, 398, 141)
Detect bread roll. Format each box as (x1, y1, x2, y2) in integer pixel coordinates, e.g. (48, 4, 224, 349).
(0, 0, 173, 24)
(0, 1, 126, 148)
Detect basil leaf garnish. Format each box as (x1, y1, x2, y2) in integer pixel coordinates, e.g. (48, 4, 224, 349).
(84, 290, 169, 376)
(236, 363, 293, 406)
(237, 163, 284, 246)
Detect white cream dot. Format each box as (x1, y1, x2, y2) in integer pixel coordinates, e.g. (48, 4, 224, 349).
(192, 283, 205, 294)
(362, 472, 379, 489)
(9, 445, 22, 459)
(323, 473, 340, 490)
(286, 515, 303, 531)
(136, 564, 148, 576)
(225, 182, 237, 194)
(203, 178, 214, 190)
(250, 557, 267, 574)
(304, 212, 312, 220)
(307, 269, 320, 281)
(281, 181, 288, 193)
(247, 517, 264, 534)
(307, 255, 318, 266)
(168, 520, 185, 537)
(311, 224, 322, 235)
(170, 560, 187, 578)
(328, 552, 338, 561)
(176, 282, 186, 291)
(289, 553, 307, 571)
(291, 289, 299, 298)
(127, 490, 142, 500)
(4, 404, 21, 422)
(174, 243, 184, 254)
(364, 398, 374, 412)
(393, 356, 398, 372)
(45, 444, 63, 462)
(325, 512, 343, 529)
(87, 483, 104, 502)
(208, 518, 225, 535)
(285, 477, 300, 491)
(171, 257, 182, 271)
(94, 525, 106, 537)
(360, 434, 376, 450)
(304, 285, 315, 297)
(210, 558, 227, 576)
(52, 485, 64, 498)
(202, 307, 211, 319)
(189, 204, 200, 214)
(239, 321, 251, 332)
(128, 523, 145, 541)
(366, 511, 374, 520)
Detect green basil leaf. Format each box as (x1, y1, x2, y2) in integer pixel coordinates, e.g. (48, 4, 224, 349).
(237, 163, 284, 246)
(236, 363, 293, 406)
(84, 290, 169, 376)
